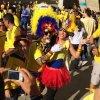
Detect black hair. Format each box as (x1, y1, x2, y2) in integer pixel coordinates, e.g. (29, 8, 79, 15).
(84, 8, 91, 17)
(8, 6, 16, 13)
(3, 13, 14, 24)
(75, 18, 83, 31)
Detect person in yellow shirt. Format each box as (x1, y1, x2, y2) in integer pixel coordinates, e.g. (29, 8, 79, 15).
(16, 28, 83, 100)
(89, 28, 100, 89)
(83, 29, 100, 100)
(1, 13, 22, 99)
(8, 6, 20, 27)
(0, 10, 4, 19)
(3, 13, 20, 55)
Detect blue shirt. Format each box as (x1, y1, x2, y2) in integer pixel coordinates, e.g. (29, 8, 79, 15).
(21, 10, 29, 22)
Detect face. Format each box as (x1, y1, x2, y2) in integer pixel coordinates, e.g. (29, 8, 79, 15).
(58, 29, 67, 40)
(19, 40, 28, 51)
(3, 19, 9, 28)
(16, 40, 28, 54)
(41, 33, 52, 44)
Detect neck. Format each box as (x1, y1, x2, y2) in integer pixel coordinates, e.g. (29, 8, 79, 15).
(85, 15, 90, 18)
(7, 24, 14, 30)
(58, 38, 65, 44)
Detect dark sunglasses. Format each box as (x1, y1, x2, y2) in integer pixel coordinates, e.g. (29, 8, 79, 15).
(59, 28, 66, 32)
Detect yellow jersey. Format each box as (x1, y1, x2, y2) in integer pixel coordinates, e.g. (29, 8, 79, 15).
(26, 42, 43, 71)
(92, 28, 100, 63)
(14, 15, 20, 27)
(4, 26, 21, 51)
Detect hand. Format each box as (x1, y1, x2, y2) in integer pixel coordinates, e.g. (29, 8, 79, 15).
(5, 89, 11, 98)
(80, 38, 87, 45)
(2, 52, 7, 58)
(50, 44, 62, 53)
(15, 68, 40, 96)
(0, 68, 9, 74)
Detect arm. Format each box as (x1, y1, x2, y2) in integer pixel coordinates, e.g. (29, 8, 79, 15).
(15, 68, 40, 96)
(35, 44, 62, 64)
(94, 88, 100, 100)
(89, 36, 94, 44)
(69, 41, 82, 58)
(2, 48, 16, 60)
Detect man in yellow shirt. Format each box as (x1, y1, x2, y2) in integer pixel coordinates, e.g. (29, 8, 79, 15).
(3, 13, 20, 57)
(89, 28, 100, 89)
(2, 13, 21, 99)
(8, 6, 20, 27)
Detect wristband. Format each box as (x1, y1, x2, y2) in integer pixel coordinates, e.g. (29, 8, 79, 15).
(46, 52, 52, 57)
(77, 48, 82, 52)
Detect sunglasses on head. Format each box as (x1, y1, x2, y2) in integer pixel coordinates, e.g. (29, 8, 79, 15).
(44, 31, 52, 35)
(59, 28, 66, 32)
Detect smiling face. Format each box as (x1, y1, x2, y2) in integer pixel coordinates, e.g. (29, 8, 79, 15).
(58, 28, 67, 40)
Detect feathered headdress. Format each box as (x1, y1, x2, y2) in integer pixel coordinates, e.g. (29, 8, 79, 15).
(31, 3, 59, 37)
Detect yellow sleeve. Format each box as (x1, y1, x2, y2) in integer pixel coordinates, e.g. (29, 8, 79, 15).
(34, 48, 42, 60)
(9, 27, 20, 48)
(92, 28, 100, 38)
(14, 15, 20, 27)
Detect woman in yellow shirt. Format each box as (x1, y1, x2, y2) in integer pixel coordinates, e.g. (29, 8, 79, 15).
(40, 28, 83, 100)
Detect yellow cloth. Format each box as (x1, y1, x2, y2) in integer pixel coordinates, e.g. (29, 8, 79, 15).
(4, 26, 21, 51)
(92, 28, 100, 63)
(3, 9, 7, 15)
(26, 42, 43, 71)
(64, 12, 68, 20)
(67, 22, 78, 33)
(83, 92, 94, 100)
(14, 15, 20, 27)
(97, 17, 100, 28)
(69, 13, 76, 23)
(57, 14, 63, 22)
(49, 40, 69, 63)
(0, 12, 3, 19)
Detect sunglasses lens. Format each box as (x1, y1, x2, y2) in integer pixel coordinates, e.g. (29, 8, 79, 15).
(59, 28, 66, 32)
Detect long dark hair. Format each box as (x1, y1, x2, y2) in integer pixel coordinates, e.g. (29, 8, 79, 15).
(75, 18, 83, 32)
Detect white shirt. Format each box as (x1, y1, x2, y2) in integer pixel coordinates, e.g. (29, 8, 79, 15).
(69, 28, 85, 44)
